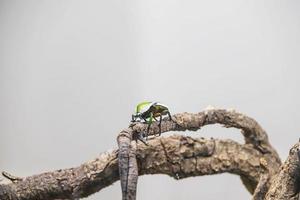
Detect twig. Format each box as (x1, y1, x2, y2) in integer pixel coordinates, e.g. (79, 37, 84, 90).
(2, 171, 22, 183)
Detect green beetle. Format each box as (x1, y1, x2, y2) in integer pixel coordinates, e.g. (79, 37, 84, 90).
(131, 101, 172, 138)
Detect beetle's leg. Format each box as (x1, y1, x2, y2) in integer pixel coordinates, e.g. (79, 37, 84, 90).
(146, 113, 153, 137)
(140, 117, 149, 140)
(134, 136, 138, 143)
(167, 111, 173, 121)
(152, 116, 161, 136)
(158, 114, 162, 136)
(137, 133, 148, 146)
(142, 117, 147, 123)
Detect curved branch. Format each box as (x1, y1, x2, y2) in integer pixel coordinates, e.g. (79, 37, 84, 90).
(138, 135, 263, 184)
(0, 135, 264, 200)
(133, 108, 278, 156)
(117, 108, 281, 200)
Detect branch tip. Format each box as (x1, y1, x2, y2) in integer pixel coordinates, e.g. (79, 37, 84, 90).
(2, 171, 22, 183)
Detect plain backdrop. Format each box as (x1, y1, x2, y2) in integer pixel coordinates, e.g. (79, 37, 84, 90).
(1, 0, 300, 199)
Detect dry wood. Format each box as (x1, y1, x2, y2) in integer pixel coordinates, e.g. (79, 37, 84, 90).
(0, 108, 299, 200)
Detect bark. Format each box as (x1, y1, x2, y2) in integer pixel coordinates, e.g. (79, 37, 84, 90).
(265, 142, 300, 200)
(0, 108, 298, 200)
(117, 108, 281, 200)
(0, 135, 266, 200)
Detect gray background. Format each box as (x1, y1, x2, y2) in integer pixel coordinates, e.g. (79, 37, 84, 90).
(0, 0, 299, 199)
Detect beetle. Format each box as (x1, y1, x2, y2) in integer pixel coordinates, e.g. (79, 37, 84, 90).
(131, 101, 172, 138)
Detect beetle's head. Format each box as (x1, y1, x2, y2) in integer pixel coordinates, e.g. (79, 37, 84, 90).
(131, 113, 142, 122)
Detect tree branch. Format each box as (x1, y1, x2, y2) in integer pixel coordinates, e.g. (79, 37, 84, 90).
(0, 135, 265, 200)
(2, 108, 297, 200)
(265, 141, 300, 200)
(117, 108, 281, 200)
(132, 108, 279, 156)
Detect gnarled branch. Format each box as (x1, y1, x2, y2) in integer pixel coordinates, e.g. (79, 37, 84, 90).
(0, 135, 266, 200)
(1, 108, 299, 200)
(117, 108, 281, 200)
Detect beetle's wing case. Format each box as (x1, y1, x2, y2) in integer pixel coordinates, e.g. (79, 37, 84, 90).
(153, 102, 169, 110)
(136, 101, 153, 114)
(139, 102, 156, 114)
